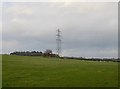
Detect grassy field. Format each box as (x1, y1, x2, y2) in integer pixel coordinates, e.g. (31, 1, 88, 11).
(0, 55, 2, 88)
(2, 55, 118, 87)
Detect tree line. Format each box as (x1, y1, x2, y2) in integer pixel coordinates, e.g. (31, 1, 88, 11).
(60, 56, 119, 62)
(10, 49, 59, 57)
(10, 49, 119, 62)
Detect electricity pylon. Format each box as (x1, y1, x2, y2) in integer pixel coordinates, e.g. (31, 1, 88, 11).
(56, 29, 61, 56)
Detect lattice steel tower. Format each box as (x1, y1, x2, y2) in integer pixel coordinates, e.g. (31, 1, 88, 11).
(56, 29, 61, 56)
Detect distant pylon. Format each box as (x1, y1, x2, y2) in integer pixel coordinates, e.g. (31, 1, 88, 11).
(56, 29, 61, 56)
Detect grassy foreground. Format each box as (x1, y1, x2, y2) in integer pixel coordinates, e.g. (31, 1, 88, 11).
(2, 55, 118, 87)
(0, 55, 2, 88)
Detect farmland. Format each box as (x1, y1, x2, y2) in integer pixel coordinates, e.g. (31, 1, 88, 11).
(0, 55, 2, 88)
(2, 55, 118, 87)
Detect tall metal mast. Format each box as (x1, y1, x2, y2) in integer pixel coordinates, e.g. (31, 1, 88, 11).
(56, 29, 61, 56)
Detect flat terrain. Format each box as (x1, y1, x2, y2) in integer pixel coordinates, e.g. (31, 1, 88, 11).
(0, 55, 2, 88)
(2, 55, 118, 87)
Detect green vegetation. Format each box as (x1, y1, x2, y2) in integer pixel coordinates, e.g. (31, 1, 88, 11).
(0, 55, 2, 88)
(2, 55, 118, 87)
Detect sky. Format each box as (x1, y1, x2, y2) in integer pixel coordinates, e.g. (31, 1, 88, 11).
(2, 1, 118, 58)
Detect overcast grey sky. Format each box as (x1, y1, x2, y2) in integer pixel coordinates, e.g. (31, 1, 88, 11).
(2, 2, 118, 58)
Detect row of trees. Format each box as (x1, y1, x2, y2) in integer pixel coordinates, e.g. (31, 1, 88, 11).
(10, 49, 59, 57)
(60, 56, 119, 62)
(10, 49, 119, 62)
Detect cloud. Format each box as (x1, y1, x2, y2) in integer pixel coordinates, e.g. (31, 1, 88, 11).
(2, 0, 119, 3)
(5, 3, 33, 16)
(62, 48, 118, 58)
(0, 2, 2, 54)
(2, 2, 118, 58)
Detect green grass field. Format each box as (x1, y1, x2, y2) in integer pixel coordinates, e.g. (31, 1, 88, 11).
(2, 55, 118, 87)
(0, 55, 2, 88)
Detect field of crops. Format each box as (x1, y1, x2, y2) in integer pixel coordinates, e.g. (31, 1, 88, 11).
(2, 55, 118, 87)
